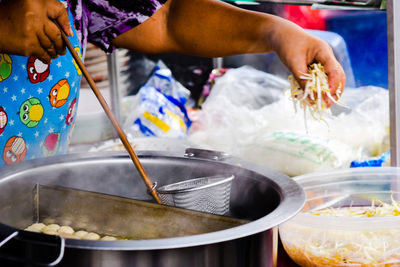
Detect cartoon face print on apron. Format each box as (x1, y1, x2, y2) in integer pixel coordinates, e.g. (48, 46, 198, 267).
(0, 3, 82, 166)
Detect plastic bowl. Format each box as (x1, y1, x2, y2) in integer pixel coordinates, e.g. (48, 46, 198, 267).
(279, 167, 400, 267)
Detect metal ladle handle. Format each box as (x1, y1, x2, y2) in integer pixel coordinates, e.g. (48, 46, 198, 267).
(58, 24, 162, 204)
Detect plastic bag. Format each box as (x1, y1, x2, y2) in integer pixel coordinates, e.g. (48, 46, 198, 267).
(145, 60, 191, 106)
(350, 152, 390, 168)
(318, 86, 390, 156)
(239, 131, 354, 177)
(189, 66, 289, 155)
(189, 66, 389, 176)
(123, 61, 191, 138)
(205, 65, 287, 109)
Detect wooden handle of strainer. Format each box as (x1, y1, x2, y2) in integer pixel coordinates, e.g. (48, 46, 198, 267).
(58, 25, 162, 204)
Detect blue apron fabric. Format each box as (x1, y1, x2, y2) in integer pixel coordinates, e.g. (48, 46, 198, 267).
(0, 4, 82, 166)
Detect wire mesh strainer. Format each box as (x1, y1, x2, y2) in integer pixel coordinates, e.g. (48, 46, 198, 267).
(156, 175, 235, 215)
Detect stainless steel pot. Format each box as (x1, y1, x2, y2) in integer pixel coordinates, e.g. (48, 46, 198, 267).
(0, 149, 305, 267)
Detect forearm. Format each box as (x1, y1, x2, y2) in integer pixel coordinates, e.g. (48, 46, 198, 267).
(165, 0, 280, 56)
(113, 0, 302, 57)
(112, 0, 345, 95)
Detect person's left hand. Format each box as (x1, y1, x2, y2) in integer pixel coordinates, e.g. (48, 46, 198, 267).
(271, 19, 346, 107)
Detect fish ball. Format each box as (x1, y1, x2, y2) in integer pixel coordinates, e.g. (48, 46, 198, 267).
(58, 232, 79, 239)
(42, 229, 58, 235)
(84, 232, 100, 240)
(25, 223, 46, 232)
(43, 224, 60, 232)
(100, 236, 117, 241)
(58, 226, 74, 235)
(74, 230, 88, 238)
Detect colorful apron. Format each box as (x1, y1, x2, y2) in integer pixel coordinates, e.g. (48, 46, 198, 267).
(0, 2, 82, 167)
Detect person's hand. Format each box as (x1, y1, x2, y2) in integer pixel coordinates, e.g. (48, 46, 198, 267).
(271, 19, 346, 107)
(0, 0, 73, 64)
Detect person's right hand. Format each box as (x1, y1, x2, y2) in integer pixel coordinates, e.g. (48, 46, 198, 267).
(269, 18, 346, 107)
(0, 0, 73, 64)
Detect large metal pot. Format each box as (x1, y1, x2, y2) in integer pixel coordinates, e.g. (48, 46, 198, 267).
(0, 149, 304, 267)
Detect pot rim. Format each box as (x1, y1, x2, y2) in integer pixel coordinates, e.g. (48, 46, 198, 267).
(0, 151, 305, 250)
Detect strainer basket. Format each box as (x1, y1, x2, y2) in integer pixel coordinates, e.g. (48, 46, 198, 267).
(156, 175, 235, 215)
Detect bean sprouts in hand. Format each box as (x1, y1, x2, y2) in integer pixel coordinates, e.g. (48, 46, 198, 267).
(288, 63, 343, 122)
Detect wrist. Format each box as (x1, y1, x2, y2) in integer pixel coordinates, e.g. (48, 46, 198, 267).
(248, 13, 289, 54)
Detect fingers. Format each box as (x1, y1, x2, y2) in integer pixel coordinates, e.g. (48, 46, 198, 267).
(32, 38, 52, 64)
(45, 0, 69, 56)
(37, 29, 57, 59)
(36, 22, 66, 62)
(44, 23, 66, 56)
(34, 0, 69, 60)
(289, 56, 309, 91)
(315, 47, 346, 107)
(325, 61, 346, 107)
(289, 37, 346, 108)
(47, 0, 73, 36)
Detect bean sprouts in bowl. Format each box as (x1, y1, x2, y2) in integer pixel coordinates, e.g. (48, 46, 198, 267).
(279, 167, 400, 267)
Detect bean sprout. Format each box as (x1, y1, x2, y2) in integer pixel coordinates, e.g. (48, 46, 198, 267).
(280, 197, 400, 266)
(288, 63, 344, 123)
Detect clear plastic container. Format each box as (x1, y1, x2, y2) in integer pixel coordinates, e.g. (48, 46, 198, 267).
(279, 167, 400, 267)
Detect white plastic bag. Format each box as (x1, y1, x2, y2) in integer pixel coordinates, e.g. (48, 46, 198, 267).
(206, 65, 287, 109)
(239, 131, 354, 177)
(189, 66, 389, 176)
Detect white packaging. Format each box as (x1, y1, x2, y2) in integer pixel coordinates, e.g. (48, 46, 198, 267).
(239, 131, 355, 177)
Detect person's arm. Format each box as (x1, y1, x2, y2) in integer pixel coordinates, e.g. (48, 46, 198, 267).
(112, 0, 345, 105)
(0, 0, 73, 64)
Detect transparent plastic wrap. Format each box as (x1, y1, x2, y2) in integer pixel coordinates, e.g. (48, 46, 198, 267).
(189, 66, 389, 176)
(204, 65, 287, 109)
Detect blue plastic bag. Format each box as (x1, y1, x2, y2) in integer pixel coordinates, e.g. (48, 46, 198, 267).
(350, 152, 390, 168)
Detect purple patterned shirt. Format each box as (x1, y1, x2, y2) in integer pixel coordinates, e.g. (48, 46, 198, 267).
(67, 0, 167, 54)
